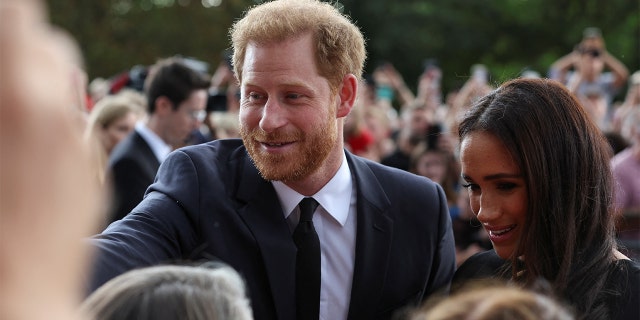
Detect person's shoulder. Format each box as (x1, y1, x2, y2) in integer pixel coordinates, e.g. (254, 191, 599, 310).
(606, 259, 640, 296)
(461, 250, 503, 268)
(352, 152, 434, 185)
(453, 250, 505, 287)
(178, 138, 245, 157)
(611, 148, 634, 169)
(614, 258, 640, 276)
(108, 132, 153, 167)
(608, 259, 640, 320)
(109, 131, 148, 160)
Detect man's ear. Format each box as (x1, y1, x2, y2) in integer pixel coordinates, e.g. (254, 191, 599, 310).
(154, 96, 173, 115)
(336, 74, 358, 118)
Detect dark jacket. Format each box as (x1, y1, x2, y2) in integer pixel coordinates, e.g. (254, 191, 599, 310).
(106, 130, 160, 223)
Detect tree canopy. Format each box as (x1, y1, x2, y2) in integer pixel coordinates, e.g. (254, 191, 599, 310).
(48, 0, 638, 97)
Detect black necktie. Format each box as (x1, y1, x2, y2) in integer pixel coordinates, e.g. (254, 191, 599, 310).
(292, 197, 320, 320)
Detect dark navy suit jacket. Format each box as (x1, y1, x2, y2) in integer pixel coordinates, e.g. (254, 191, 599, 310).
(106, 130, 160, 223)
(91, 139, 456, 320)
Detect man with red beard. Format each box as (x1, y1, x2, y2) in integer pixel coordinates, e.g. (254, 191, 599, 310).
(89, 1, 456, 319)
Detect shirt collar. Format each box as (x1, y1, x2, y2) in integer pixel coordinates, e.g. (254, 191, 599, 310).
(135, 122, 172, 163)
(273, 152, 353, 226)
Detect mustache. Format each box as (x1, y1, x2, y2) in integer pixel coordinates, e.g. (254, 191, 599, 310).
(245, 127, 303, 142)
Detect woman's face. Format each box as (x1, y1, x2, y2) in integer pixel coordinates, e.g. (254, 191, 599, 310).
(101, 111, 137, 154)
(460, 131, 528, 259)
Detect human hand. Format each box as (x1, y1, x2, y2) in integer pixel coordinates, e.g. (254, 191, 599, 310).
(416, 70, 440, 101)
(381, 63, 408, 90)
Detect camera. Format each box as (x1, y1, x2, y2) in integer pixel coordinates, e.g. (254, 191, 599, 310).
(578, 45, 602, 58)
(586, 49, 601, 57)
(207, 88, 228, 112)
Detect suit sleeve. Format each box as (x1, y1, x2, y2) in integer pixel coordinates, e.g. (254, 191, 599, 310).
(424, 183, 456, 296)
(88, 151, 201, 293)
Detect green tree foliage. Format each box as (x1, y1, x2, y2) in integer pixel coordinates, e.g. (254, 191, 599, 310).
(48, 0, 638, 99)
(342, 0, 639, 94)
(48, 0, 250, 79)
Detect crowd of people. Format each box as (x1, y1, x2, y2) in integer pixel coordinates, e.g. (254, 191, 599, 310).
(2, 0, 639, 320)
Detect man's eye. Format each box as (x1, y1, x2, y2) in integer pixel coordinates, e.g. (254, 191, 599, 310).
(247, 93, 264, 101)
(286, 93, 302, 99)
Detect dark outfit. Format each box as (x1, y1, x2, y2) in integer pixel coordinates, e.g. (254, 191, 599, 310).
(106, 130, 160, 223)
(453, 250, 640, 320)
(380, 149, 410, 172)
(451, 217, 492, 252)
(90, 139, 456, 320)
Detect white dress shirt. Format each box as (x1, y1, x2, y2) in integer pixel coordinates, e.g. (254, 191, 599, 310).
(135, 122, 172, 163)
(272, 153, 357, 320)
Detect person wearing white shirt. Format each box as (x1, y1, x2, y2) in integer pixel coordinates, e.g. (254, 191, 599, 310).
(105, 58, 210, 224)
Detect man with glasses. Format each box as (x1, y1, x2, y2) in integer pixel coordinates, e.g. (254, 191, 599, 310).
(106, 57, 210, 224)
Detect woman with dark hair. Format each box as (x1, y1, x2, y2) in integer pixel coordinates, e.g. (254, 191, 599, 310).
(453, 78, 639, 320)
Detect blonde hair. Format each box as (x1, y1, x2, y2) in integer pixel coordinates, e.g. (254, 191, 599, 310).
(83, 91, 144, 184)
(230, 0, 366, 94)
(412, 282, 574, 320)
(86, 91, 144, 134)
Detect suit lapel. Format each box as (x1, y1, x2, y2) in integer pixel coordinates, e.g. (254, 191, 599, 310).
(132, 131, 161, 173)
(235, 154, 297, 320)
(346, 153, 394, 319)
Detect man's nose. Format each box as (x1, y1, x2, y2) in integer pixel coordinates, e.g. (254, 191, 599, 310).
(259, 98, 287, 132)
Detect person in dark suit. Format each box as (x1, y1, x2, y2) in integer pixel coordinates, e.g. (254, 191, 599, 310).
(90, 1, 456, 319)
(106, 57, 210, 223)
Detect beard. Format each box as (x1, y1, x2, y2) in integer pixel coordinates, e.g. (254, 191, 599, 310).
(240, 111, 337, 182)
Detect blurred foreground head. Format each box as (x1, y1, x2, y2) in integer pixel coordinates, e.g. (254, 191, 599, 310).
(411, 282, 574, 320)
(81, 264, 253, 320)
(0, 1, 103, 320)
